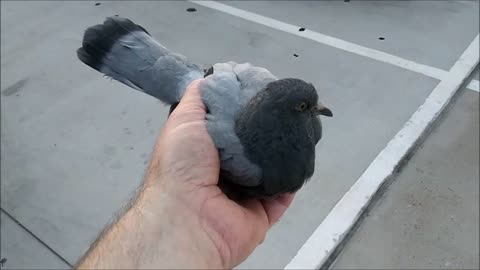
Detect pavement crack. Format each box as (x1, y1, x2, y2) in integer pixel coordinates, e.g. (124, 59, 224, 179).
(0, 208, 73, 268)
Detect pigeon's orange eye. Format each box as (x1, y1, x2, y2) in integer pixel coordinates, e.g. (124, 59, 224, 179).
(296, 102, 307, 112)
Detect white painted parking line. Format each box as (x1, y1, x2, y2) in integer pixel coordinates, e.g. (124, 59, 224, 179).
(189, 1, 479, 92)
(285, 35, 479, 270)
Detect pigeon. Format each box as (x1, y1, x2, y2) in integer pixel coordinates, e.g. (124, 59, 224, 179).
(77, 16, 332, 198)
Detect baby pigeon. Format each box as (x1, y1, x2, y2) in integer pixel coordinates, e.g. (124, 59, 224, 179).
(77, 16, 332, 198)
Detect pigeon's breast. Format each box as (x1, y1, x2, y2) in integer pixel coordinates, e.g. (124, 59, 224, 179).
(234, 109, 317, 195)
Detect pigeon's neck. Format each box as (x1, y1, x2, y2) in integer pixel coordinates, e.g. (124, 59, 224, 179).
(234, 97, 316, 194)
(234, 90, 307, 145)
(234, 103, 309, 152)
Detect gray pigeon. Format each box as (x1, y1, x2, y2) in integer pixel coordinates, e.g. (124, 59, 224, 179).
(77, 16, 332, 198)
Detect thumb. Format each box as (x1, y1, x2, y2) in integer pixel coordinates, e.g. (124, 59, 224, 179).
(170, 79, 206, 119)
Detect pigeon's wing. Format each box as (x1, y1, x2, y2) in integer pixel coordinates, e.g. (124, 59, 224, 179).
(77, 16, 203, 104)
(200, 62, 277, 187)
(231, 62, 278, 105)
(206, 61, 278, 108)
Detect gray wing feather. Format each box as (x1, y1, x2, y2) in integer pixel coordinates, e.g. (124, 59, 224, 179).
(200, 62, 277, 187)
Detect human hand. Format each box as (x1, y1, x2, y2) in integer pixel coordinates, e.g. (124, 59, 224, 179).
(145, 79, 295, 268)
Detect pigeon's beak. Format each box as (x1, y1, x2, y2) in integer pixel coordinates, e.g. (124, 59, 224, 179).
(312, 103, 333, 117)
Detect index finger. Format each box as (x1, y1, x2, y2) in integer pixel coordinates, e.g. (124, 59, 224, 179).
(261, 193, 296, 227)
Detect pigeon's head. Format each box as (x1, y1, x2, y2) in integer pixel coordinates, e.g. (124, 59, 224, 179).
(236, 77, 332, 147)
(234, 78, 333, 197)
(264, 78, 332, 119)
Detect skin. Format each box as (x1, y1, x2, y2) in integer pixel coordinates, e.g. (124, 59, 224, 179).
(76, 79, 295, 269)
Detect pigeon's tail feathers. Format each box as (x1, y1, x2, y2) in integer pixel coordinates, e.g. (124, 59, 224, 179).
(77, 44, 143, 91)
(77, 16, 203, 104)
(77, 16, 155, 74)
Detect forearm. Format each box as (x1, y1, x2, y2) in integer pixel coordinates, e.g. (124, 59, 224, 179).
(76, 182, 223, 269)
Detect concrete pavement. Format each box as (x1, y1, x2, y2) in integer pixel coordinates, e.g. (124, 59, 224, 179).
(1, 1, 478, 269)
(332, 83, 479, 269)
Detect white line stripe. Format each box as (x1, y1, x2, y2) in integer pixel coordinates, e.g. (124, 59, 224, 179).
(285, 35, 479, 270)
(190, 1, 479, 92)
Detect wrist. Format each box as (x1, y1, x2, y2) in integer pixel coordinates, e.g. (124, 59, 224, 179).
(133, 182, 226, 269)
